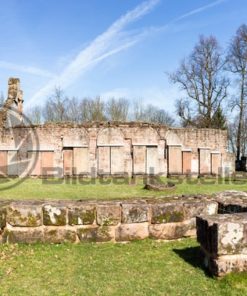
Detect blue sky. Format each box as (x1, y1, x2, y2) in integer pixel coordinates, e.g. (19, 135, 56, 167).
(0, 0, 246, 112)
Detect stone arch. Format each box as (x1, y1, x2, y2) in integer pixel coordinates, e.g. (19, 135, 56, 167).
(165, 130, 182, 146)
(132, 127, 159, 145)
(63, 127, 89, 147)
(97, 127, 124, 146)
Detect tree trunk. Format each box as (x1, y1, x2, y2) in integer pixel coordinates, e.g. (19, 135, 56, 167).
(236, 75, 245, 162)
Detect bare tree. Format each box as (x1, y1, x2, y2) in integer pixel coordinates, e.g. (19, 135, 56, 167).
(150, 108, 175, 126)
(26, 106, 42, 124)
(144, 104, 175, 125)
(67, 97, 81, 123)
(80, 97, 106, 122)
(132, 100, 145, 121)
(43, 88, 69, 122)
(106, 98, 129, 121)
(228, 120, 237, 154)
(227, 24, 247, 162)
(132, 101, 175, 125)
(170, 35, 229, 128)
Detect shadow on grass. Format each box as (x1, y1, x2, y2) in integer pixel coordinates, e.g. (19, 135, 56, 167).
(173, 246, 212, 277)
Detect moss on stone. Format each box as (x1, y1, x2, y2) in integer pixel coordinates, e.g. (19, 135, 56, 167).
(154, 211, 184, 223)
(78, 228, 97, 242)
(69, 208, 95, 225)
(102, 218, 115, 226)
(82, 209, 95, 225)
(43, 206, 67, 226)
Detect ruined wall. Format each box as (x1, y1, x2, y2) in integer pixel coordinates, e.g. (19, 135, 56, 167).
(0, 196, 218, 244)
(0, 122, 234, 177)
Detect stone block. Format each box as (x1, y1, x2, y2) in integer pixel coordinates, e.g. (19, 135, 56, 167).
(121, 203, 149, 223)
(5, 227, 44, 243)
(43, 204, 67, 226)
(44, 227, 77, 243)
(168, 146, 182, 175)
(211, 153, 221, 175)
(216, 191, 247, 214)
(196, 213, 247, 257)
(182, 151, 191, 174)
(68, 204, 95, 225)
(151, 202, 185, 224)
(149, 219, 195, 240)
(7, 202, 42, 227)
(183, 201, 218, 219)
(204, 253, 247, 277)
(96, 204, 121, 226)
(77, 225, 115, 242)
(115, 223, 149, 241)
(199, 148, 211, 175)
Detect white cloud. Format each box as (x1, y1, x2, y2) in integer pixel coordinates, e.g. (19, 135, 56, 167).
(173, 0, 227, 23)
(0, 61, 54, 78)
(28, 0, 160, 106)
(28, 0, 228, 107)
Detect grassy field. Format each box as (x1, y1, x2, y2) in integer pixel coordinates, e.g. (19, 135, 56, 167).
(0, 238, 245, 296)
(0, 176, 246, 200)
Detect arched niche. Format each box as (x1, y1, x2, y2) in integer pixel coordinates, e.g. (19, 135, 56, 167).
(63, 127, 89, 147)
(165, 130, 182, 146)
(132, 127, 159, 145)
(97, 128, 124, 146)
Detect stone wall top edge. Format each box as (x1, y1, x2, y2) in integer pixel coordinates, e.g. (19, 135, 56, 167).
(0, 121, 227, 133)
(0, 194, 214, 205)
(197, 212, 247, 223)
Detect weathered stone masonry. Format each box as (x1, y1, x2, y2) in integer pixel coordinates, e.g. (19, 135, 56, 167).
(0, 78, 235, 177)
(0, 196, 218, 244)
(196, 191, 247, 276)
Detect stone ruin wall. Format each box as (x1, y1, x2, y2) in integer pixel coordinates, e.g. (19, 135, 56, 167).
(0, 123, 234, 178)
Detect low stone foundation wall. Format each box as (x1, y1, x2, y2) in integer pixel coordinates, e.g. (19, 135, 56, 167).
(196, 191, 247, 277)
(0, 196, 218, 244)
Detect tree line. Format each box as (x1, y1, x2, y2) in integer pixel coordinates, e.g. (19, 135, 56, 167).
(26, 89, 175, 126)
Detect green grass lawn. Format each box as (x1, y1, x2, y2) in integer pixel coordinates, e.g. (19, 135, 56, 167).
(0, 238, 245, 296)
(0, 176, 246, 200)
